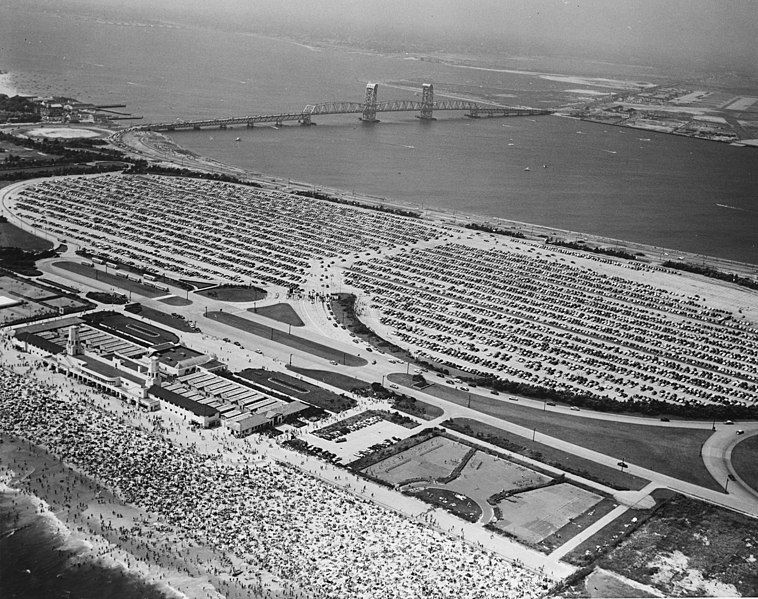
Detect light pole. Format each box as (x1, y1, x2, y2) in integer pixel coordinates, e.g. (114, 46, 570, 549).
(381, 374, 386, 387)
(289, 353, 293, 366)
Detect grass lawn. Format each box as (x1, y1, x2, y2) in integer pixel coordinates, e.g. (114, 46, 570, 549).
(53, 261, 163, 298)
(389, 375, 718, 491)
(446, 418, 648, 491)
(393, 396, 444, 420)
(237, 368, 356, 412)
(594, 493, 758, 597)
(287, 366, 371, 392)
(196, 285, 266, 302)
(731, 434, 758, 493)
(135, 305, 197, 333)
(248, 303, 304, 327)
(158, 295, 192, 306)
(0, 222, 52, 250)
(206, 311, 367, 366)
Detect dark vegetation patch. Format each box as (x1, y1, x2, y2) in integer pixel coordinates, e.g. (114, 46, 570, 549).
(286, 366, 370, 393)
(196, 285, 266, 302)
(124, 303, 198, 333)
(464, 222, 526, 238)
(390, 394, 443, 420)
(85, 291, 128, 304)
(248, 302, 304, 326)
(157, 295, 192, 306)
(0, 221, 53, 251)
(563, 488, 676, 568)
(124, 161, 263, 188)
(548, 238, 639, 261)
(294, 189, 420, 219)
(663, 260, 758, 291)
(406, 487, 482, 522)
(592, 493, 758, 597)
(0, 246, 56, 276)
(731, 434, 758, 493)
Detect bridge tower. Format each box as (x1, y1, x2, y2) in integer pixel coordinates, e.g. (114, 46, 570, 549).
(418, 83, 435, 120)
(361, 83, 380, 123)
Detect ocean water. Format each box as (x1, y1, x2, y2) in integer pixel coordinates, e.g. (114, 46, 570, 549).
(0, 3, 756, 264)
(0, 487, 167, 599)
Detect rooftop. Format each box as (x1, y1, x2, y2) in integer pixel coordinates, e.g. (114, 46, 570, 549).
(148, 384, 219, 418)
(157, 345, 205, 367)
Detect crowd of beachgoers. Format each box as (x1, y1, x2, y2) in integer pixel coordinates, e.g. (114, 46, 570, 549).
(8, 173, 448, 288)
(0, 357, 553, 599)
(347, 243, 758, 407)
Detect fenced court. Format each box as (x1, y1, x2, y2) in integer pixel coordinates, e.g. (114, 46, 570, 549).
(363, 436, 471, 485)
(493, 483, 602, 544)
(443, 451, 551, 501)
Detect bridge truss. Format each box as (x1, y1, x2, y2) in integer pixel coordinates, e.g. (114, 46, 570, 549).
(142, 83, 551, 132)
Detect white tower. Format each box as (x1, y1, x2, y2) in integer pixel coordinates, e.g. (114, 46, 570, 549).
(66, 325, 81, 356)
(148, 355, 161, 388)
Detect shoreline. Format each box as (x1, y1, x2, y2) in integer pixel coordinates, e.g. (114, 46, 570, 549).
(0, 343, 563, 597)
(0, 433, 218, 599)
(113, 127, 758, 276)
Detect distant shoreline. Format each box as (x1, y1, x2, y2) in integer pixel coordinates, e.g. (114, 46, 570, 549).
(113, 127, 758, 276)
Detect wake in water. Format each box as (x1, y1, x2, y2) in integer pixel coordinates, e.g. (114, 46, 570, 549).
(715, 203, 752, 213)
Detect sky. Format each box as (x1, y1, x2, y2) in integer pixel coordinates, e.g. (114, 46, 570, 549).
(23, 0, 758, 72)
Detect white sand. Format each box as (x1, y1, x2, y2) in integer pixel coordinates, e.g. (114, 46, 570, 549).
(564, 89, 611, 96)
(26, 127, 101, 139)
(0, 73, 18, 97)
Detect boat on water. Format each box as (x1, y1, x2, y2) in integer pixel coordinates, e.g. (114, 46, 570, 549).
(524, 167, 531, 171)
(234, 137, 241, 142)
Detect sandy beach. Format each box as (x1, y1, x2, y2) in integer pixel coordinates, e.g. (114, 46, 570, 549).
(0, 346, 290, 599)
(0, 335, 557, 598)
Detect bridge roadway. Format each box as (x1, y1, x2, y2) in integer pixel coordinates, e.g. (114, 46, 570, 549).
(141, 100, 552, 132)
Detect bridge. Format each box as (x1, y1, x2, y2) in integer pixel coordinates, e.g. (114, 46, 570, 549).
(141, 83, 551, 132)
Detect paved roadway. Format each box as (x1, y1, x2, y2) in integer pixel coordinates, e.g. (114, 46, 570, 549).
(34, 255, 758, 520)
